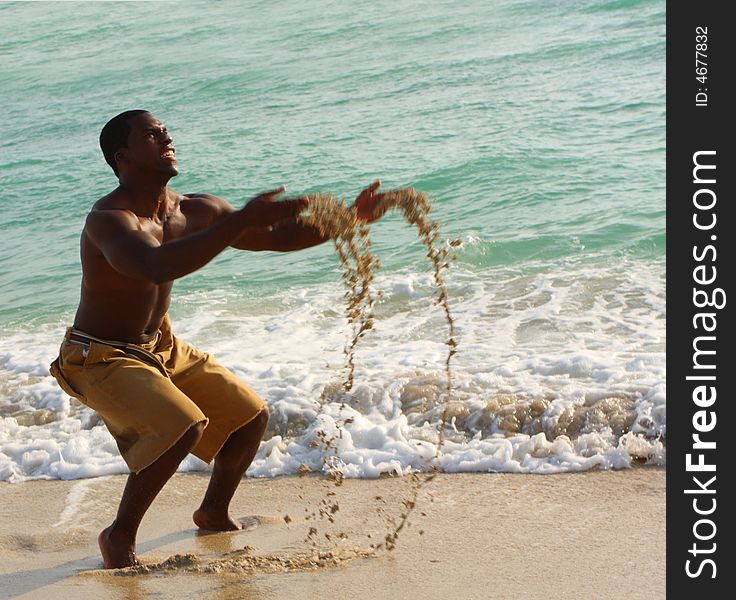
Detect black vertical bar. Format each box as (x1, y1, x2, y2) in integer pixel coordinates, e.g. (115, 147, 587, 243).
(667, 1, 734, 595)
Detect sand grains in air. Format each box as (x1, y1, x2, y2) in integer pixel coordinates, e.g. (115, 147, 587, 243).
(300, 188, 460, 551)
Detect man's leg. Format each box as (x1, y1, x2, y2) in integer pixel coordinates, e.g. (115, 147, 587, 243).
(193, 408, 269, 531)
(99, 421, 205, 568)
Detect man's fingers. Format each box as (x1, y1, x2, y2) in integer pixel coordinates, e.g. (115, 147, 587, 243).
(360, 180, 380, 198)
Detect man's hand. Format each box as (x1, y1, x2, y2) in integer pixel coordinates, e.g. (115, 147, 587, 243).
(354, 180, 387, 223)
(239, 186, 309, 228)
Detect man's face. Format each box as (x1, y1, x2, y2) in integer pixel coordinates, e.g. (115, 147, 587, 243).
(119, 112, 178, 178)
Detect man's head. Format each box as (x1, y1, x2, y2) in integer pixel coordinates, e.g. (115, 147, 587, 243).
(99, 110, 178, 179)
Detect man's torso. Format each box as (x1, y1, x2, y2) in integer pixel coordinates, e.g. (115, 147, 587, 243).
(73, 188, 217, 344)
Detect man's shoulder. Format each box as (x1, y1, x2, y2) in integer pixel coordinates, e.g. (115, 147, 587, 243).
(181, 192, 227, 206)
(180, 192, 233, 217)
(85, 193, 139, 235)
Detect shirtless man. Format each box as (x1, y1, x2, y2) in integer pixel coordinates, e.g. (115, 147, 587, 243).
(49, 109, 385, 568)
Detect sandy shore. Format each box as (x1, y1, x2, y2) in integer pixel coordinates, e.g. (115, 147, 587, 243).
(0, 468, 664, 600)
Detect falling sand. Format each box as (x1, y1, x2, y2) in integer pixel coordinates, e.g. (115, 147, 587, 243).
(300, 188, 460, 551)
(301, 188, 458, 399)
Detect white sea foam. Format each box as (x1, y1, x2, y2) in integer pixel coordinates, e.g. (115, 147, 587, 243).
(0, 258, 665, 482)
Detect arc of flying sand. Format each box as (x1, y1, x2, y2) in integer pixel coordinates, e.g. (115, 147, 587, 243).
(302, 188, 458, 415)
(372, 188, 459, 462)
(300, 188, 461, 550)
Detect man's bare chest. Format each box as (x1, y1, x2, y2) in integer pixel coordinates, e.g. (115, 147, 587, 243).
(138, 209, 195, 243)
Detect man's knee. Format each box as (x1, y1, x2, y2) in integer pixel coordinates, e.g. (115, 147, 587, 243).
(231, 407, 268, 443)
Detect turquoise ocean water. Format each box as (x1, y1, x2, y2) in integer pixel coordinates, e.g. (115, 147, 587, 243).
(0, 0, 665, 481)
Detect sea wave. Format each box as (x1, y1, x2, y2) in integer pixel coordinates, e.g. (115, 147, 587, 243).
(0, 259, 665, 482)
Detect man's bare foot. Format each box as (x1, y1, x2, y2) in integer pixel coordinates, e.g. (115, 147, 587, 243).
(98, 525, 138, 569)
(192, 508, 243, 531)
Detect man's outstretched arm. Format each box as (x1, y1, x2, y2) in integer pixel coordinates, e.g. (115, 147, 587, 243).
(190, 181, 386, 252)
(235, 219, 330, 252)
(87, 188, 306, 283)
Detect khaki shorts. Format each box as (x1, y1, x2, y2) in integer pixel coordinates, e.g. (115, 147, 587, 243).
(49, 315, 265, 474)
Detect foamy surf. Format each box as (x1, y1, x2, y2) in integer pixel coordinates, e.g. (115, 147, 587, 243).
(0, 257, 664, 482)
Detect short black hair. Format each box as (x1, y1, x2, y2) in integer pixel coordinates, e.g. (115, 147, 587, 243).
(99, 110, 149, 176)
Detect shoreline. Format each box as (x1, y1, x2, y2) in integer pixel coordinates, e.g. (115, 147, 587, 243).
(0, 468, 665, 600)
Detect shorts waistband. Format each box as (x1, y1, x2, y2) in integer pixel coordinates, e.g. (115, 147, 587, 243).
(65, 328, 168, 376)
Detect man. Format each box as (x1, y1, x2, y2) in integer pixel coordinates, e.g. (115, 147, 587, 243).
(49, 109, 385, 569)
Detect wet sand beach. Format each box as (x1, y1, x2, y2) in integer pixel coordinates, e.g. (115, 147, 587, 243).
(0, 469, 664, 600)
